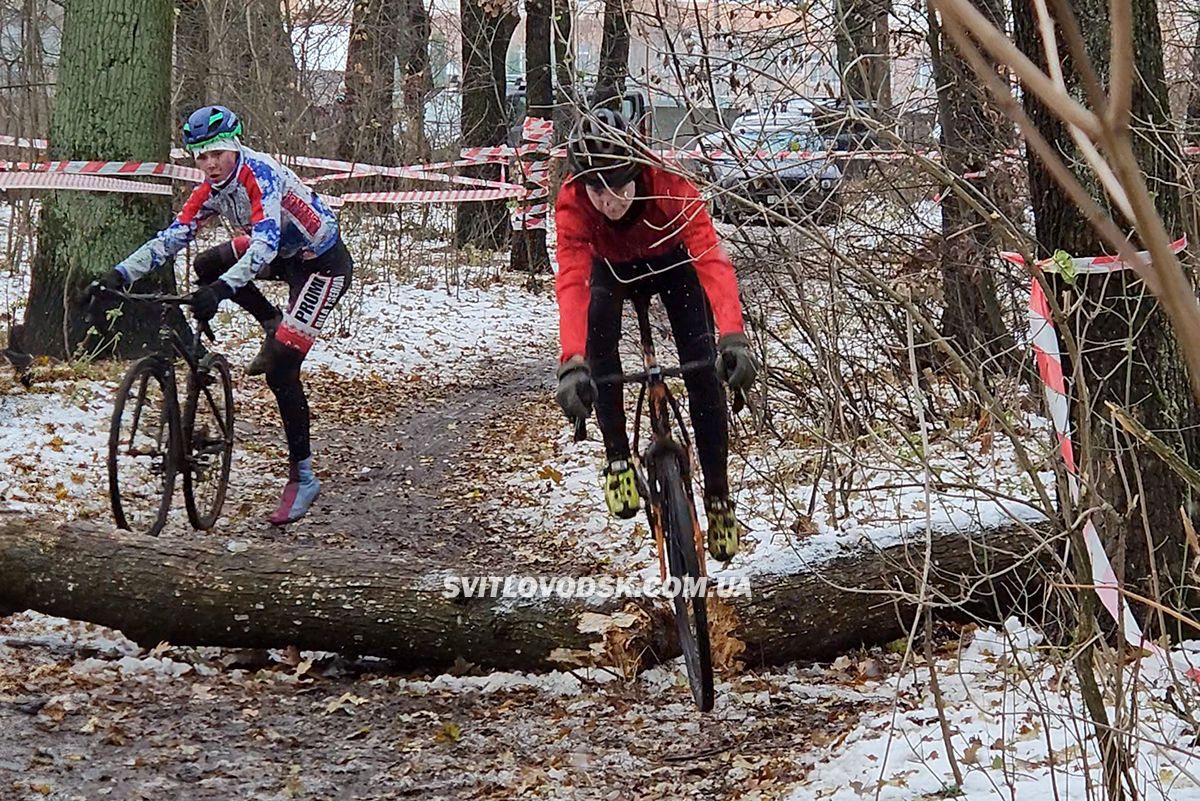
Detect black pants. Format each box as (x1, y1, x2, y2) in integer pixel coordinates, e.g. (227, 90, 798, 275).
(587, 247, 729, 500)
(194, 238, 353, 463)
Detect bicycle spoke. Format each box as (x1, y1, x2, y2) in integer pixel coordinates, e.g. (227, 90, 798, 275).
(183, 356, 235, 531)
(109, 358, 178, 537)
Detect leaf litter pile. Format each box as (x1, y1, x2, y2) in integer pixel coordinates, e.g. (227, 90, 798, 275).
(0, 611, 891, 800)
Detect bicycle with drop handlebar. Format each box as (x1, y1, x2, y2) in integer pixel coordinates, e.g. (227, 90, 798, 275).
(87, 282, 236, 537)
(572, 293, 746, 713)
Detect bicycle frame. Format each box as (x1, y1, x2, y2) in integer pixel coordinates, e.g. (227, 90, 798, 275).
(590, 294, 711, 581)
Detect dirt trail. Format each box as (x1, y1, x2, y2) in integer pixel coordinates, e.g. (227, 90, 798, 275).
(232, 360, 565, 574)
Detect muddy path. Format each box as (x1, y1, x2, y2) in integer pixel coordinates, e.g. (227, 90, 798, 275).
(229, 359, 576, 574)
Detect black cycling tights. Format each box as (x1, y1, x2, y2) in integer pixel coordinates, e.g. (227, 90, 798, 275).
(194, 240, 352, 463)
(586, 248, 729, 500)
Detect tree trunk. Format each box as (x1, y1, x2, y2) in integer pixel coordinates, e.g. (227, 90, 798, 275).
(206, 0, 308, 153)
(1181, 12, 1200, 256)
(1013, 0, 1200, 626)
(399, 0, 433, 163)
(510, 0, 553, 273)
(931, 0, 1019, 373)
(340, 0, 402, 165)
(456, 0, 518, 250)
(835, 0, 891, 107)
(5, 0, 53, 138)
(174, 0, 210, 130)
(597, 0, 630, 103)
(0, 516, 1048, 672)
(24, 0, 174, 360)
(1184, 15, 1200, 146)
(552, 0, 576, 135)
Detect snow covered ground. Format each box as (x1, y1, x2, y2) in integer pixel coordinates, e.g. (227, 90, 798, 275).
(1, 195, 1055, 569)
(790, 619, 1200, 801)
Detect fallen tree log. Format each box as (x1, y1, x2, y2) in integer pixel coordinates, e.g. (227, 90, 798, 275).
(0, 515, 1050, 671)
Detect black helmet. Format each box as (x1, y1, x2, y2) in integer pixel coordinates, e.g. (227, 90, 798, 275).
(567, 108, 642, 188)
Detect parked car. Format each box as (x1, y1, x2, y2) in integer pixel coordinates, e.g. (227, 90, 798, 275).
(505, 79, 652, 147)
(688, 128, 843, 226)
(808, 98, 884, 151)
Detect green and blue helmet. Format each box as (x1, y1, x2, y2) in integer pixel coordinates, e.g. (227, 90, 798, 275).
(182, 105, 243, 153)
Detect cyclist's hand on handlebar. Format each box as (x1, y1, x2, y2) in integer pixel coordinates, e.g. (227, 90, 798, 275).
(716, 332, 759, 391)
(191, 281, 234, 322)
(96, 268, 127, 295)
(556, 355, 596, 420)
(84, 269, 127, 320)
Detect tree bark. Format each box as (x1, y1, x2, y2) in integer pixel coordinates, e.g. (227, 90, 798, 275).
(930, 0, 1019, 374)
(510, 0, 553, 273)
(836, 0, 891, 107)
(456, 0, 518, 250)
(174, 0, 210, 130)
(0, 517, 1048, 671)
(1184, 15, 1200, 147)
(597, 0, 630, 102)
(399, 0, 434, 163)
(552, 0, 576, 134)
(340, 0, 402, 165)
(1013, 0, 1200, 625)
(24, 0, 174, 359)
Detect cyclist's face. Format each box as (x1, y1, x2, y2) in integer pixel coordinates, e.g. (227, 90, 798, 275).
(586, 180, 636, 220)
(195, 150, 238, 183)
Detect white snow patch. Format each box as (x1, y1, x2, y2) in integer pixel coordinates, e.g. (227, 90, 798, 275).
(788, 618, 1200, 801)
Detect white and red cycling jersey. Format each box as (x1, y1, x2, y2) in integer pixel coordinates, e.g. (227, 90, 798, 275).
(116, 144, 338, 291)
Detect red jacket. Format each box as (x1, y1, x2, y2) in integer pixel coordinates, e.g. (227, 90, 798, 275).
(554, 166, 745, 363)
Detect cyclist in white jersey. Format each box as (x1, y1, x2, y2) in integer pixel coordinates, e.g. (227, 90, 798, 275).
(100, 105, 353, 526)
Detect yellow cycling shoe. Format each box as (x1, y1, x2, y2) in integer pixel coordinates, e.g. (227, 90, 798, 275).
(602, 460, 640, 519)
(704, 496, 740, 561)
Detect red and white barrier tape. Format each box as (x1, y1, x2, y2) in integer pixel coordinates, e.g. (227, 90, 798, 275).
(0, 133, 49, 149)
(1004, 235, 1197, 675)
(338, 186, 525, 205)
(3, 159, 203, 183)
(306, 159, 489, 185)
(282, 153, 514, 191)
(0, 171, 173, 195)
(511, 118, 555, 232)
(1000, 236, 1187, 273)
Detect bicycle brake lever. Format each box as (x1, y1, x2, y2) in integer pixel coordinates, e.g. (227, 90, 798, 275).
(199, 320, 216, 343)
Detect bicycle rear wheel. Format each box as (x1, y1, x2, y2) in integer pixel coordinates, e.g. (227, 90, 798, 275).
(182, 354, 235, 530)
(108, 356, 180, 537)
(656, 454, 715, 712)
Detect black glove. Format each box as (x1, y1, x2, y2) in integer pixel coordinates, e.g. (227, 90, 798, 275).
(100, 268, 127, 291)
(89, 268, 126, 301)
(556, 356, 596, 420)
(715, 332, 759, 391)
(192, 280, 234, 322)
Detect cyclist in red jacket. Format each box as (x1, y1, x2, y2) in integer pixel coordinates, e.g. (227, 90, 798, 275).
(553, 107, 758, 561)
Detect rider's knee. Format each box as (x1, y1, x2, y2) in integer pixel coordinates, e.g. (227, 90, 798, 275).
(264, 340, 304, 388)
(193, 243, 237, 284)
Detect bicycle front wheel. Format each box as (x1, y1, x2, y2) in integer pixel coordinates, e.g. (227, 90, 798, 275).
(656, 454, 715, 712)
(108, 356, 180, 537)
(182, 354, 235, 530)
